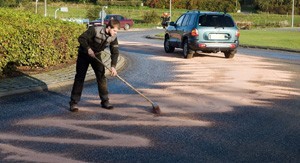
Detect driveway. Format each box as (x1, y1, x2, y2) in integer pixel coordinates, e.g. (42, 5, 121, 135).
(0, 29, 299, 162)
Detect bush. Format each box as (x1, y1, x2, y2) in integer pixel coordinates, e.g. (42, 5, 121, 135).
(0, 8, 85, 77)
(142, 10, 160, 24)
(0, 0, 18, 7)
(254, 0, 300, 14)
(86, 5, 102, 20)
(86, 5, 114, 20)
(0, 0, 31, 7)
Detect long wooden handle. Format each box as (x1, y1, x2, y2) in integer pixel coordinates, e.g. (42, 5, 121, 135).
(94, 57, 155, 105)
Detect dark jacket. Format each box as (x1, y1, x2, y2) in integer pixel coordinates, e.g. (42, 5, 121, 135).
(78, 26, 119, 68)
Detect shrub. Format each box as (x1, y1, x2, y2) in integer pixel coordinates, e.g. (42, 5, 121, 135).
(86, 5, 113, 20)
(142, 10, 160, 24)
(0, 8, 85, 77)
(86, 5, 102, 20)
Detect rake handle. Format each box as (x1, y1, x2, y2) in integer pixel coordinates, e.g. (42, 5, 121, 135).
(94, 57, 155, 105)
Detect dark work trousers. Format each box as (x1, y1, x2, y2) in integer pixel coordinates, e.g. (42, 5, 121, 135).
(70, 52, 109, 104)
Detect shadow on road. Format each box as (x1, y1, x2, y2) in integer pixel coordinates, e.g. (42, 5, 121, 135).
(0, 62, 48, 98)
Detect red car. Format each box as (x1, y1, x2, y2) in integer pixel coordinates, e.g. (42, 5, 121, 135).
(89, 14, 134, 30)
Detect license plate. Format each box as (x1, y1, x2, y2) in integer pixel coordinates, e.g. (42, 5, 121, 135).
(209, 34, 226, 40)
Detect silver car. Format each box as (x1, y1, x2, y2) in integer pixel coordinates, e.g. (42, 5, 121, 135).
(164, 11, 240, 59)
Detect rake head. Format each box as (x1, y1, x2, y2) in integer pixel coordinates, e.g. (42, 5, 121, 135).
(152, 103, 161, 115)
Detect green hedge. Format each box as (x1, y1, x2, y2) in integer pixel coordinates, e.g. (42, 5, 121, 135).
(0, 8, 85, 77)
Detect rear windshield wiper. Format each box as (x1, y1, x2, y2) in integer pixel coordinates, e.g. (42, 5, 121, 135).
(214, 25, 224, 29)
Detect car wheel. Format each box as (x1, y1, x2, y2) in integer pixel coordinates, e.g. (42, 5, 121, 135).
(183, 39, 194, 59)
(224, 50, 236, 58)
(124, 24, 130, 30)
(164, 36, 175, 53)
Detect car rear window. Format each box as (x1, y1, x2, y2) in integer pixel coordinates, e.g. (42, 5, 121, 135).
(199, 15, 235, 27)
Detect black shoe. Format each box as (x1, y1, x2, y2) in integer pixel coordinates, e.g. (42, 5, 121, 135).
(69, 102, 79, 112)
(101, 101, 114, 110)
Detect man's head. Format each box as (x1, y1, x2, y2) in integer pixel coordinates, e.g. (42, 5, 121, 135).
(106, 19, 120, 37)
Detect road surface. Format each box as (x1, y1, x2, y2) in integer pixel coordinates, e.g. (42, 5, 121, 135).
(0, 29, 299, 162)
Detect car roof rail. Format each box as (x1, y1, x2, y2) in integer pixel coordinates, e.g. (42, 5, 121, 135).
(209, 11, 228, 15)
(217, 11, 228, 15)
(221, 9, 227, 14)
(187, 10, 200, 13)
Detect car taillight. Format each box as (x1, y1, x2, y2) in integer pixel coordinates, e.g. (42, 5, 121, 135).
(199, 43, 206, 48)
(229, 44, 236, 48)
(191, 28, 199, 36)
(236, 30, 240, 37)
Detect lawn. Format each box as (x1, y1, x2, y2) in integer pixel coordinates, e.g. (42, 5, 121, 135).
(240, 29, 300, 50)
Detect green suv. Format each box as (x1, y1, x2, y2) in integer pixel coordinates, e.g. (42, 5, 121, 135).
(164, 10, 240, 59)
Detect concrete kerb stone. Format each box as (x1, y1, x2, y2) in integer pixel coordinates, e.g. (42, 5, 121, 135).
(47, 52, 126, 92)
(239, 45, 300, 53)
(0, 50, 127, 97)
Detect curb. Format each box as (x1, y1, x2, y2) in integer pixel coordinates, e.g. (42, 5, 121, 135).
(239, 45, 300, 53)
(0, 50, 127, 98)
(47, 51, 127, 92)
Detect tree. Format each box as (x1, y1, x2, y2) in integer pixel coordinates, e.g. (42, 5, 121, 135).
(254, 0, 300, 14)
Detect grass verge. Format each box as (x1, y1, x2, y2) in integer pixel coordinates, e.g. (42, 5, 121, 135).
(240, 29, 300, 51)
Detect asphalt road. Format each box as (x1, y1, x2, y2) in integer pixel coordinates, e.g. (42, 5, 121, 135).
(0, 28, 299, 162)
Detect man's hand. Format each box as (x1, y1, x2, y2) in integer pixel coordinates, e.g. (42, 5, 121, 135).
(87, 48, 95, 58)
(111, 67, 117, 76)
